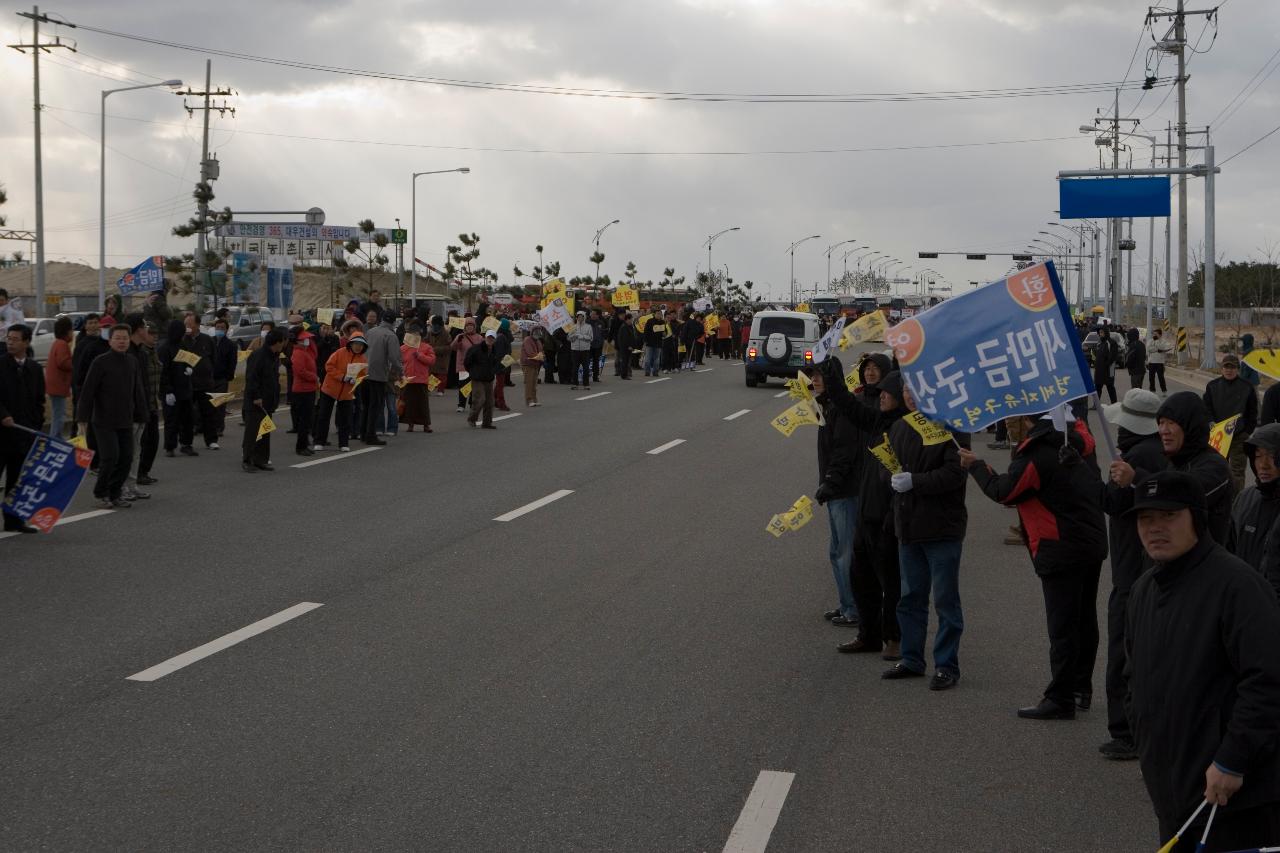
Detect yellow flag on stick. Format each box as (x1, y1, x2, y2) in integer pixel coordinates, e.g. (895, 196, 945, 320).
(786, 372, 814, 400)
(841, 310, 888, 348)
(427, 374, 442, 391)
(844, 370, 859, 392)
(460, 381, 472, 399)
(1209, 414, 1241, 458)
(1244, 348, 1280, 381)
(766, 496, 816, 537)
(500, 354, 515, 368)
(771, 400, 823, 437)
(173, 348, 202, 368)
(904, 411, 952, 446)
(256, 413, 276, 440)
(870, 432, 903, 474)
(765, 514, 789, 538)
(207, 392, 235, 408)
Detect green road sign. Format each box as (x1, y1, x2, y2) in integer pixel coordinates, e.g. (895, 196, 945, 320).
(391, 229, 408, 245)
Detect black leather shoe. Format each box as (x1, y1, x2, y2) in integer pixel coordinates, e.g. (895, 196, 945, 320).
(822, 609, 841, 621)
(1074, 690, 1092, 711)
(136, 475, 157, 486)
(254, 462, 275, 472)
(1098, 738, 1138, 760)
(363, 435, 387, 446)
(837, 638, 882, 654)
(242, 463, 258, 473)
(881, 663, 926, 680)
(1017, 699, 1075, 720)
(929, 671, 960, 691)
(830, 615, 860, 628)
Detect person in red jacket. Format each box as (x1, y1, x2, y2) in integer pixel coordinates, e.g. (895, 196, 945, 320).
(399, 324, 436, 433)
(44, 316, 74, 437)
(290, 329, 319, 456)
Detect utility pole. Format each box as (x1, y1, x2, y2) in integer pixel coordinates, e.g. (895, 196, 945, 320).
(177, 61, 234, 310)
(11, 6, 74, 311)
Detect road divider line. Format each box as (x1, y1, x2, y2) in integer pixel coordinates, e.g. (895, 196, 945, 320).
(646, 439, 686, 455)
(576, 391, 612, 401)
(722, 770, 796, 853)
(493, 412, 523, 422)
(291, 447, 381, 468)
(696, 368, 714, 373)
(724, 409, 751, 421)
(0, 508, 115, 540)
(773, 390, 789, 398)
(494, 489, 574, 522)
(126, 602, 324, 682)
(646, 377, 670, 384)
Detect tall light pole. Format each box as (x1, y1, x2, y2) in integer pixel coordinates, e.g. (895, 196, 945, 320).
(824, 239, 857, 292)
(703, 226, 740, 290)
(593, 218, 620, 282)
(840, 246, 863, 279)
(410, 167, 469, 304)
(100, 79, 183, 309)
(785, 235, 821, 305)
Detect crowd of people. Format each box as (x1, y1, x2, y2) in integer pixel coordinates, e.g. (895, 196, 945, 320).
(806, 344, 1280, 850)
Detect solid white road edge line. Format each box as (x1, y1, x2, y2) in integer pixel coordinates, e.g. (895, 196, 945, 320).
(492, 412, 523, 422)
(696, 368, 714, 373)
(0, 508, 115, 540)
(126, 602, 324, 682)
(773, 391, 789, 398)
(576, 391, 612, 401)
(646, 439, 686, 455)
(493, 489, 574, 522)
(722, 770, 796, 853)
(724, 409, 751, 421)
(646, 377, 670, 384)
(290, 446, 382, 468)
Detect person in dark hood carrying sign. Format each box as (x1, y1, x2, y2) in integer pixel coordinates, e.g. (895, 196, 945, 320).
(1229, 422, 1280, 597)
(1124, 469, 1280, 851)
(960, 406, 1107, 721)
(1108, 390, 1234, 545)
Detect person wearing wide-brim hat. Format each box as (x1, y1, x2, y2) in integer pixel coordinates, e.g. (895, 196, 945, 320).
(1124, 469, 1280, 849)
(1096, 387, 1168, 761)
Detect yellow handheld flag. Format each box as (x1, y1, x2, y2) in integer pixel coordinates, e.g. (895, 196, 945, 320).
(1243, 348, 1280, 381)
(448, 316, 466, 331)
(841, 310, 888, 348)
(402, 332, 422, 349)
(500, 354, 515, 368)
(904, 411, 952, 446)
(786, 372, 814, 400)
(870, 433, 903, 474)
(765, 514, 788, 538)
(69, 435, 88, 450)
(207, 391, 235, 408)
(543, 277, 566, 300)
(1208, 414, 1241, 458)
(256, 413, 276, 440)
(173, 349, 202, 368)
(237, 349, 251, 362)
(427, 374, 442, 392)
(481, 317, 501, 333)
(612, 285, 638, 309)
(844, 370, 859, 392)
(771, 401, 822, 437)
(460, 381, 472, 399)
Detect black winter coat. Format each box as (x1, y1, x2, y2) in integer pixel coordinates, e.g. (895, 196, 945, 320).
(822, 354, 905, 526)
(1126, 536, 1280, 837)
(887, 414, 969, 543)
(1204, 375, 1258, 437)
(0, 353, 45, 430)
(71, 334, 109, 394)
(75, 349, 145, 429)
(463, 341, 501, 382)
(815, 397, 860, 501)
(1102, 429, 1168, 590)
(243, 346, 281, 414)
(970, 419, 1106, 575)
(211, 335, 238, 383)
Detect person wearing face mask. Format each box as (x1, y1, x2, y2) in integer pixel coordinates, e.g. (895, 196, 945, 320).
(182, 312, 219, 450)
(158, 318, 197, 458)
(1229, 424, 1280, 593)
(289, 329, 318, 455)
(425, 316, 451, 396)
(450, 318, 483, 414)
(210, 318, 238, 438)
(247, 320, 276, 353)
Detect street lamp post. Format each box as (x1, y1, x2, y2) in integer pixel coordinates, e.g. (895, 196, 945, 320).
(593, 218, 621, 282)
(785, 235, 821, 305)
(703, 226, 740, 291)
(410, 167, 470, 304)
(841, 246, 864, 280)
(824, 239, 857, 292)
(100, 79, 183, 310)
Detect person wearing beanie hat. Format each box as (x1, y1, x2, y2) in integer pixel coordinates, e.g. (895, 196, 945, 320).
(1124, 326, 1147, 391)
(961, 408, 1107, 720)
(1228, 423, 1280, 585)
(1097, 387, 1168, 759)
(463, 328, 502, 428)
(314, 332, 367, 452)
(568, 311, 594, 390)
(426, 315, 451, 397)
(809, 359, 864, 631)
(1204, 353, 1259, 493)
(289, 329, 319, 456)
(1124, 469, 1280, 848)
(1110, 390, 1234, 545)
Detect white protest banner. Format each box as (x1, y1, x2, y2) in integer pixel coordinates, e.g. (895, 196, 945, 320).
(811, 317, 846, 364)
(538, 297, 574, 333)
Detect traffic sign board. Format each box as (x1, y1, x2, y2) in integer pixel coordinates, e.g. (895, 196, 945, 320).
(391, 229, 408, 245)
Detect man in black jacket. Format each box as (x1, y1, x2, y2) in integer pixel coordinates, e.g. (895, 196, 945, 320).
(1125, 470, 1280, 849)
(183, 313, 219, 450)
(615, 314, 637, 380)
(1098, 388, 1167, 759)
(0, 323, 45, 532)
(76, 324, 146, 507)
(158, 319, 197, 458)
(242, 329, 285, 472)
(210, 318, 238, 438)
(1093, 325, 1119, 404)
(1110, 391, 1234, 545)
(464, 329, 501, 429)
(963, 410, 1107, 720)
(1204, 354, 1259, 493)
(1229, 423, 1280, 597)
(1124, 327, 1146, 390)
(811, 364, 862, 630)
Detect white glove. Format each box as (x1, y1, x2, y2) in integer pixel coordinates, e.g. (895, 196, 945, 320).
(184, 366, 193, 376)
(164, 393, 176, 406)
(890, 472, 914, 493)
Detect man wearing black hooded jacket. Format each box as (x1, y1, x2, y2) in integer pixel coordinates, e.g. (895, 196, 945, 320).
(1110, 390, 1234, 545)
(1230, 423, 1280, 598)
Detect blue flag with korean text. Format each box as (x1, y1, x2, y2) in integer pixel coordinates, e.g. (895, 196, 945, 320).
(885, 261, 1093, 433)
(1, 434, 95, 533)
(116, 255, 166, 295)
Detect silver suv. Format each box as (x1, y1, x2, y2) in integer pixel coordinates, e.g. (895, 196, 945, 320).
(744, 310, 821, 387)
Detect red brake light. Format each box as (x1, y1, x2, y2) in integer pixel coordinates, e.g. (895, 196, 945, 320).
(804, 350, 814, 362)
(748, 347, 758, 359)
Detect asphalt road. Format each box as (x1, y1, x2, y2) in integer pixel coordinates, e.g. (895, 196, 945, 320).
(0, 351, 1198, 852)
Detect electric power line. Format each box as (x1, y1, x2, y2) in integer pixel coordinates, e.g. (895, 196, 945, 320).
(1220, 120, 1280, 165)
(1207, 43, 1280, 131)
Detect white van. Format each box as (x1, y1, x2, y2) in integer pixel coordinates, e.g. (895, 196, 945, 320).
(744, 310, 821, 387)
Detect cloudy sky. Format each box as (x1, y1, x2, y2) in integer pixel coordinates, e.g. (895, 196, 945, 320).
(2, 0, 1277, 303)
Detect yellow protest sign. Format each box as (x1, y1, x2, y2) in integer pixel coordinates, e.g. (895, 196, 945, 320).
(448, 316, 466, 331)
(870, 432, 903, 474)
(345, 363, 366, 382)
(771, 400, 822, 437)
(460, 381, 472, 399)
(841, 310, 888, 348)
(766, 496, 815, 537)
(500, 354, 515, 368)
(481, 317, 500, 333)
(905, 411, 952, 446)
(844, 370, 859, 392)
(1243, 348, 1280, 381)
(256, 413, 276, 440)
(786, 374, 813, 401)
(612, 285, 638, 309)
(173, 348, 201, 368)
(704, 314, 718, 336)
(207, 392, 235, 408)
(766, 514, 789, 538)
(785, 504, 813, 531)
(635, 314, 653, 333)
(402, 332, 422, 349)
(1209, 414, 1241, 458)
(427, 374, 442, 392)
(796, 302, 810, 313)
(315, 308, 338, 326)
(543, 278, 566, 301)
